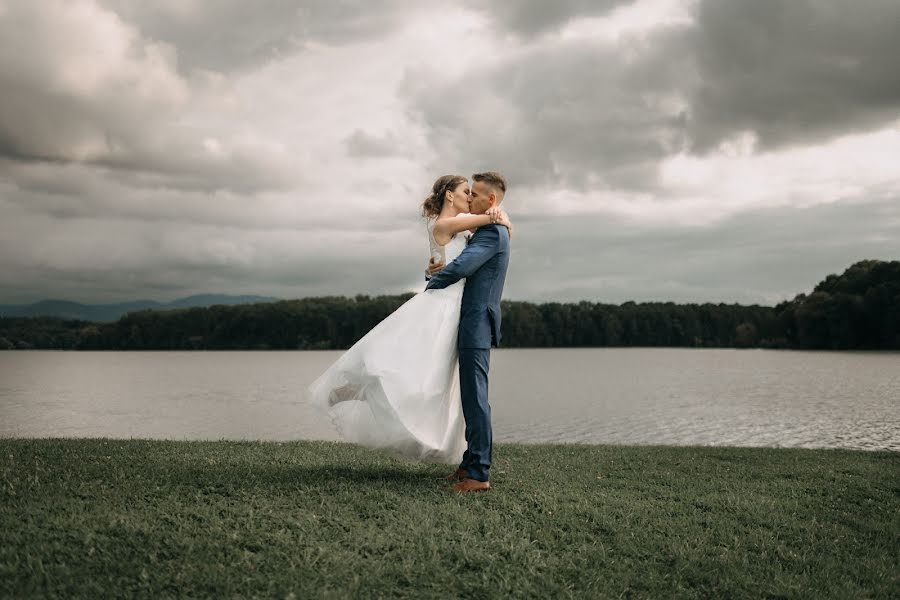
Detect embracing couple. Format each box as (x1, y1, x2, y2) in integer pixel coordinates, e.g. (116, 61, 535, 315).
(308, 171, 512, 493)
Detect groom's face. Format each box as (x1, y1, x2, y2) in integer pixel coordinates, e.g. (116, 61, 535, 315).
(468, 181, 496, 215)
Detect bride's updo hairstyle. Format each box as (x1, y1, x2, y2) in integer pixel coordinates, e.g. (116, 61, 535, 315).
(422, 174, 467, 218)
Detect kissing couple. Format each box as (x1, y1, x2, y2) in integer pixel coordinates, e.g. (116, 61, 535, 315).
(308, 171, 512, 493)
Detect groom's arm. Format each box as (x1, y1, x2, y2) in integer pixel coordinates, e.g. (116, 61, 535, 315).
(425, 227, 500, 290)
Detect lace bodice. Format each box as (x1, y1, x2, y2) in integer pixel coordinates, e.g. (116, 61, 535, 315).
(427, 217, 470, 265)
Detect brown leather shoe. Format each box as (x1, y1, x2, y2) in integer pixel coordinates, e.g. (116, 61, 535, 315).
(451, 478, 491, 493)
(445, 467, 468, 482)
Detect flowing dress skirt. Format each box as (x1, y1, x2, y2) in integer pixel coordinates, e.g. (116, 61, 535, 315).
(306, 283, 466, 464)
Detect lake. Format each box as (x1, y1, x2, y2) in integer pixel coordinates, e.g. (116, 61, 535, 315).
(0, 349, 897, 451)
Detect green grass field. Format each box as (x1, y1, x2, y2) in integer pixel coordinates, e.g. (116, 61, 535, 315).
(1, 439, 897, 598)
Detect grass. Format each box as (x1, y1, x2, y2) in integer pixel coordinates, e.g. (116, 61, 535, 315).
(0, 439, 897, 599)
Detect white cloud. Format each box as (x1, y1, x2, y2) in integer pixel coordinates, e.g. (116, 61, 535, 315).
(559, 0, 696, 42)
(656, 122, 900, 223)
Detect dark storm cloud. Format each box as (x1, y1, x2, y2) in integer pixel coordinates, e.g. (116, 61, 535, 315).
(3, 189, 896, 306)
(508, 196, 900, 303)
(101, 0, 412, 73)
(405, 28, 693, 191)
(0, 2, 292, 194)
(685, 0, 900, 152)
(411, 0, 900, 191)
(0, 113, 290, 195)
(0, 189, 428, 305)
(0, 158, 425, 238)
(463, 0, 633, 36)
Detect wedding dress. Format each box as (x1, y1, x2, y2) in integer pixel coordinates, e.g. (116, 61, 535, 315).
(306, 219, 468, 463)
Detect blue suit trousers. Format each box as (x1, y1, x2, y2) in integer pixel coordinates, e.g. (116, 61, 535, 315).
(458, 348, 492, 481)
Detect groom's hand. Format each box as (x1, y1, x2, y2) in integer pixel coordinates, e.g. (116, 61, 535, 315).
(426, 257, 445, 278)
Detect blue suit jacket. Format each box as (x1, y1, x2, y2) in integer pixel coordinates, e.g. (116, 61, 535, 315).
(425, 224, 510, 349)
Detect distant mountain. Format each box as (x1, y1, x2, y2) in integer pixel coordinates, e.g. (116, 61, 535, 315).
(0, 294, 280, 322)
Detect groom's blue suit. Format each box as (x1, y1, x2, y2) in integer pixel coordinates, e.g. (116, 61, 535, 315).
(425, 224, 510, 482)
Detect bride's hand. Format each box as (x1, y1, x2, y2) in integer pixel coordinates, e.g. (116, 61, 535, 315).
(485, 206, 503, 222)
(426, 257, 445, 277)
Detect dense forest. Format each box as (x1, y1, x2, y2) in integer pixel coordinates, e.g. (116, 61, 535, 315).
(1, 260, 898, 351)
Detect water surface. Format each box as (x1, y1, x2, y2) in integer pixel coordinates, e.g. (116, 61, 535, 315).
(1, 349, 897, 450)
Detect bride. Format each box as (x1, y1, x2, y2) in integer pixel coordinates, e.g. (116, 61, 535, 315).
(307, 175, 512, 463)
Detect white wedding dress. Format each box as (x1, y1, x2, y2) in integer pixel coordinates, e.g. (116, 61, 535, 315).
(306, 219, 468, 463)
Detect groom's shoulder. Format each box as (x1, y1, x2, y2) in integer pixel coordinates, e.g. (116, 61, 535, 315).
(483, 223, 510, 242)
(475, 223, 502, 236)
(472, 224, 502, 244)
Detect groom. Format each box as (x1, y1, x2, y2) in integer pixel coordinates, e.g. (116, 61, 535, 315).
(425, 171, 510, 493)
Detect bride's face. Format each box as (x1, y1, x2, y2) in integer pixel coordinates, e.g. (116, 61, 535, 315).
(447, 181, 471, 214)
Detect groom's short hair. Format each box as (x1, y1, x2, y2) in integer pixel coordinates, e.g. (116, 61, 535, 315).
(472, 171, 507, 197)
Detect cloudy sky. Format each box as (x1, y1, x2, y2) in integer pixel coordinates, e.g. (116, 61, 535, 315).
(1, 0, 898, 306)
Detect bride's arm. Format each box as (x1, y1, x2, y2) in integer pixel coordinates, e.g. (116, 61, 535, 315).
(432, 211, 510, 246)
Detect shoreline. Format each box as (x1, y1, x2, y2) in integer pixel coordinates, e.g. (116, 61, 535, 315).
(4, 346, 900, 353)
(1, 436, 897, 453)
(2, 437, 897, 454)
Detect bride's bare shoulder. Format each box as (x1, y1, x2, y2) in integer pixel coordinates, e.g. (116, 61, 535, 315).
(431, 214, 464, 246)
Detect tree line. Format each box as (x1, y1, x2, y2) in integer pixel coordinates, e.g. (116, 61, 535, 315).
(2, 260, 897, 351)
